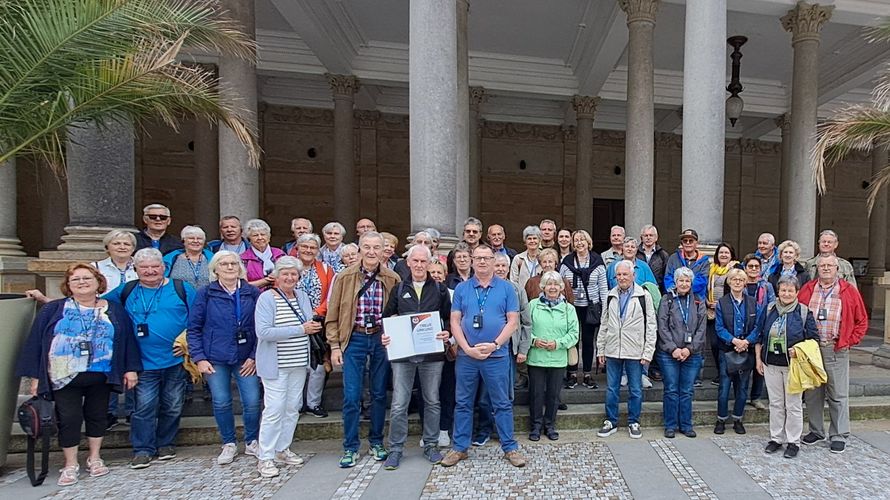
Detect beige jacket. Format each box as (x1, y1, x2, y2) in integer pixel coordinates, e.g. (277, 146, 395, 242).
(325, 264, 401, 352)
(596, 284, 657, 361)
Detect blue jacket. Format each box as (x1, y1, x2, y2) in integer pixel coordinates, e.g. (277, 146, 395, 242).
(16, 299, 143, 398)
(606, 258, 657, 289)
(163, 248, 214, 277)
(756, 302, 819, 365)
(187, 281, 261, 365)
(664, 250, 710, 297)
(208, 238, 248, 254)
(715, 293, 761, 348)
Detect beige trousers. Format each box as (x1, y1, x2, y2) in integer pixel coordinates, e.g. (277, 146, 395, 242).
(764, 363, 803, 445)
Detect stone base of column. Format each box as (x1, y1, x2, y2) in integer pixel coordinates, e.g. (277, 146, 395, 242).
(0, 256, 36, 293)
(433, 235, 461, 254)
(57, 225, 128, 253)
(872, 344, 890, 370)
(0, 237, 25, 257)
(864, 271, 887, 320)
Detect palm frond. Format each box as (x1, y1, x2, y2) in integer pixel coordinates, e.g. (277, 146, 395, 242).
(866, 162, 890, 211)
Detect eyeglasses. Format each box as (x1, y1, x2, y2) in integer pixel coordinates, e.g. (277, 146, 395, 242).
(69, 277, 96, 283)
(745, 264, 760, 269)
(146, 214, 170, 221)
(818, 264, 837, 269)
(218, 261, 240, 267)
(464, 229, 480, 234)
(472, 256, 494, 262)
(680, 239, 695, 244)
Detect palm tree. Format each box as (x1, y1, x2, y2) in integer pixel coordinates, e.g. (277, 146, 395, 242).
(0, 0, 261, 171)
(813, 19, 890, 212)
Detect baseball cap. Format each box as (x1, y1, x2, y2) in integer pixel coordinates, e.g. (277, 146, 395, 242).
(679, 229, 699, 241)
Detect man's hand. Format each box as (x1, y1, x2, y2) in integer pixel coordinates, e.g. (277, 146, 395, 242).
(240, 358, 256, 377)
(732, 338, 749, 352)
(640, 359, 649, 366)
(29, 379, 38, 396)
(516, 353, 527, 363)
(672, 348, 683, 360)
(597, 355, 606, 367)
(381, 334, 391, 347)
(466, 346, 491, 360)
(331, 349, 343, 366)
(197, 360, 215, 375)
(124, 371, 138, 390)
(755, 359, 764, 376)
(435, 330, 450, 341)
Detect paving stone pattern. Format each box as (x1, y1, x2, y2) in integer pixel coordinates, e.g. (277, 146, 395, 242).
(649, 439, 717, 500)
(332, 456, 383, 499)
(421, 442, 633, 499)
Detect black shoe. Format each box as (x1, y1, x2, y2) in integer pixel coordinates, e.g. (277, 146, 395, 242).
(710, 377, 720, 386)
(309, 406, 329, 418)
(583, 374, 596, 389)
(765, 441, 782, 454)
(830, 441, 846, 454)
(157, 446, 177, 461)
(565, 374, 577, 389)
(557, 403, 568, 411)
(664, 429, 676, 438)
(802, 432, 824, 445)
(650, 371, 663, 382)
(545, 428, 559, 441)
(528, 429, 541, 442)
(682, 429, 697, 438)
(299, 405, 309, 414)
(106, 414, 120, 431)
(733, 420, 746, 435)
(714, 420, 726, 435)
(784, 443, 800, 458)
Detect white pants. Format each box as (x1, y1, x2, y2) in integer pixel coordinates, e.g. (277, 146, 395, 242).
(764, 363, 803, 445)
(305, 364, 326, 408)
(258, 366, 307, 460)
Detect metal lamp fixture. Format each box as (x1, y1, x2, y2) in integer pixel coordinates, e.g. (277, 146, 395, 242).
(726, 35, 748, 127)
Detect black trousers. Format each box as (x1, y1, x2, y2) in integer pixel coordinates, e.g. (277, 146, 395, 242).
(567, 305, 599, 374)
(528, 365, 564, 432)
(52, 372, 110, 448)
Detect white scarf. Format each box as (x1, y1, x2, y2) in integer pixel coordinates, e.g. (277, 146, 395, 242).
(256, 245, 275, 275)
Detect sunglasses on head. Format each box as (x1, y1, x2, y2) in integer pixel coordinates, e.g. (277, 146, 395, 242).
(146, 214, 169, 221)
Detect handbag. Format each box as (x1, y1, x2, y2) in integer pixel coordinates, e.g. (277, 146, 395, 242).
(724, 349, 754, 375)
(273, 289, 327, 370)
(581, 281, 602, 327)
(17, 395, 56, 486)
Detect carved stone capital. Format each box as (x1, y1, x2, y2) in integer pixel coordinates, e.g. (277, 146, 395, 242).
(571, 95, 600, 120)
(562, 125, 577, 142)
(326, 74, 360, 98)
(774, 113, 791, 132)
(781, 2, 833, 45)
(618, 0, 660, 25)
(469, 87, 487, 112)
(354, 109, 380, 128)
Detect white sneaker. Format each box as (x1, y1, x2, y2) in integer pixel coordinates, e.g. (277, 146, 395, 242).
(275, 449, 304, 466)
(218, 443, 238, 465)
(244, 440, 259, 458)
(437, 430, 451, 448)
(642, 375, 653, 389)
(628, 422, 643, 439)
(420, 437, 425, 447)
(257, 459, 280, 478)
(620, 374, 628, 387)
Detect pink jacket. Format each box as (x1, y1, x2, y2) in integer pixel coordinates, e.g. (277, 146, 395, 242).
(240, 246, 284, 284)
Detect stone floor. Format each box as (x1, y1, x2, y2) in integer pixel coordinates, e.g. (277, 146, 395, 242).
(3, 420, 890, 499)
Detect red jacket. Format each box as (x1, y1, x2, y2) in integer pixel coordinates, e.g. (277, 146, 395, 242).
(311, 260, 335, 317)
(798, 279, 868, 351)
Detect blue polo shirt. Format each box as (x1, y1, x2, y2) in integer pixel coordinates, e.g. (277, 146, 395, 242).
(452, 276, 519, 358)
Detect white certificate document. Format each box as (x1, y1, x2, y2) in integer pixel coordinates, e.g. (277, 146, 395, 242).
(383, 312, 444, 361)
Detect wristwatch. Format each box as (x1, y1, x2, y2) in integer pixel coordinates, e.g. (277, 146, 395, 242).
(494, 341, 502, 350)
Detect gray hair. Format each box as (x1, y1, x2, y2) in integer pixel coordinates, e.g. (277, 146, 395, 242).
(103, 229, 136, 249)
(539, 219, 557, 228)
(539, 270, 564, 290)
(819, 229, 839, 241)
(297, 233, 322, 247)
(339, 242, 359, 256)
(244, 218, 271, 237)
(758, 233, 776, 246)
(322, 221, 346, 237)
(359, 230, 384, 245)
(673, 266, 695, 283)
(208, 250, 246, 281)
(406, 244, 432, 261)
(270, 255, 304, 278)
(133, 248, 164, 266)
(523, 225, 543, 240)
(610, 225, 626, 235)
(424, 228, 441, 241)
(623, 237, 639, 247)
(463, 217, 483, 230)
(142, 203, 170, 216)
(493, 253, 511, 265)
(291, 217, 313, 232)
(180, 225, 206, 241)
(817, 254, 839, 267)
(640, 224, 658, 237)
(776, 275, 802, 291)
(615, 260, 635, 274)
(412, 231, 432, 243)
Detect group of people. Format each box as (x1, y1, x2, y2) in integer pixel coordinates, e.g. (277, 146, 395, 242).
(17, 204, 870, 487)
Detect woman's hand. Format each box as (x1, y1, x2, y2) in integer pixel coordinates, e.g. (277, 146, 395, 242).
(240, 358, 257, 377)
(197, 360, 215, 375)
(516, 353, 527, 363)
(789, 347, 797, 358)
(755, 359, 764, 376)
(303, 320, 322, 335)
(172, 344, 185, 357)
(24, 289, 49, 304)
(29, 379, 38, 396)
(124, 371, 138, 390)
(732, 338, 749, 352)
(672, 348, 684, 360)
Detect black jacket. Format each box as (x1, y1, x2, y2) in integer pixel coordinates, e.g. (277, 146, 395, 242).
(382, 276, 452, 363)
(135, 229, 183, 255)
(637, 245, 671, 293)
(766, 263, 810, 293)
(756, 303, 819, 366)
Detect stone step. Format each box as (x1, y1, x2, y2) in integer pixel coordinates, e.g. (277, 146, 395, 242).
(11, 395, 890, 454)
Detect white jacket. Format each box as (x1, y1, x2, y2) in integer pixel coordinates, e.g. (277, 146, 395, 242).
(596, 284, 657, 361)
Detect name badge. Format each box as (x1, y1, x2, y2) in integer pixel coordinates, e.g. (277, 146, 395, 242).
(773, 342, 782, 355)
(817, 308, 827, 321)
(472, 314, 483, 329)
(78, 341, 91, 357)
(685, 335, 693, 345)
(236, 329, 248, 345)
(364, 315, 376, 329)
(136, 323, 149, 338)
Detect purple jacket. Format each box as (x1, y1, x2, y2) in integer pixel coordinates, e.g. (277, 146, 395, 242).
(240, 246, 284, 283)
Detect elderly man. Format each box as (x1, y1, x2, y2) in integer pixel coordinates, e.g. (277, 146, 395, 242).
(208, 216, 248, 254)
(135, 204, 183, 255)
(596, 261, 657, 439)
(638, 225, 671, 293)
(539, 219, 558, 250)
(104, 248, 196, 469)
(755, 233, 779, 279)
(380, 245, 452, 469)
(805, 230, 858, 288)
(601, 226, 625, 266)
(326, 231, 401, 468)
(447, 217, 484, 274)
(487, 224, 518, 259)
(282, 217, 313, 255)
(664, 229, 710, 297)
(798, 255, 868, 454)
(441, 244, 526, 468)
(606, 237, 657, 289)
(355, 218, 377, 241)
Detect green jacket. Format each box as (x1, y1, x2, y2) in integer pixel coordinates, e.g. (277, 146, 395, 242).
(527, 299, 580, 368)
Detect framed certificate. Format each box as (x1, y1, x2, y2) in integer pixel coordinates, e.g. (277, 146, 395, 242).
(382, 312, 444, 361)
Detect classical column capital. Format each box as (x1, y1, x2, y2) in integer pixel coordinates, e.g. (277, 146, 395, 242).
(354, 109, 381, 128)
(326, 74, 360, 98)
(781, 2, 833, 45)
(469, 86, 487, 112)
(774, 113, 791, 131)
(571, 95, 600, 120)
(618, 0, 660, 25)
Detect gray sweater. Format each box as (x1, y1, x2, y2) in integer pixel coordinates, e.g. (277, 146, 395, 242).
(254, 289, 313, 379)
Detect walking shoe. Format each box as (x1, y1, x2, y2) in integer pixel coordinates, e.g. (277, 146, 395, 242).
(369, 443, 388, 461)
(830, 441, 846, 454)
(129, 455, 152, 469)
(583, 374, 597, 389)
(620, 374, 627, 387)
(57, 465, 79, 486)
(710, 377, 720, 386)
(714, 420, 726, 435)
(783, 443, 800, 459)
(641, 375, 653, 389)
(257, 460, 280, 478)
(424, 446, 444, 464)
(664, 429, 676, 439)
(529, 429, 541, 441)
(437, 430, 451, 448)
(802, 432, 824, 445)
(597, 420, 617, 438)
(309, 406, 329, 418)
(440, 450, 468, 467)
(628, 423, 642, 439)
(682, 429, 697, 438)
(245, 440, 259, 458)
(106, 414, 120, 431)
(157, 446, 176, 461)
(86, 457, 109, 477)
(558, 402, 568, 411)
(472, 436, 490, 447)
(275, 449, 304, 465)
(752, 400, 768, 410)
(765, 441, 782, 454)
(339, 450, 360, 468)
(733, 420, 746, 435)
(650, 371, 663, 382)
(383, 451, 402, 470)
(545, 428, 559, 441)
(504, 450, 527, 467)
(565, 373, 578, 389)
(299, 405, 309, 414)
(693, 380, 703, 388)
(217, 443, 238, 465)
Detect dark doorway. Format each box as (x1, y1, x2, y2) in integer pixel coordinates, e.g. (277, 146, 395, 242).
(592, 198, 625, 252)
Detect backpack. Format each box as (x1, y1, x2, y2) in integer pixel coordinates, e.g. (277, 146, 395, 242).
(17, 396, 56, 486)
(120, 279, 189, 314)
(606, 292, 649, 336)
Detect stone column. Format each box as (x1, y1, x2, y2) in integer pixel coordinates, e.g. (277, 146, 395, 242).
(410, 0, 459, 242)
(872, 272, 890, 368)
(782, 2, 833, 257)
(328, 74, 359, 228)
(193, 120, 219, 232)
(469, 86, 486, 217)
(0, 159, 35, 293)
(681, 0, 726, 243)
(867, 146, 889, 318)
(776, 113, 792, 239)
(572, 96, 599, 233)
(218, 0, 258, 221)
(619, 0, 659, 238)
(455, 0, 470, 225)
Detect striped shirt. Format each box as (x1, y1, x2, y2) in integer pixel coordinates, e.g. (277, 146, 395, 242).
(273, 294, 309, 368)
(560, 260, 609, 307)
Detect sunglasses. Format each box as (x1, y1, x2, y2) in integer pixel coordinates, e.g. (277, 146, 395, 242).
(146, 214, 170, 221)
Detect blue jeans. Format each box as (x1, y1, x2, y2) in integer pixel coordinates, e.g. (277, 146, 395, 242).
(717, 351, 750, 420)
(605, 357, 643, 426)
(342, 332, 389, 452)
(474, 353, 516, 442)
(658, 352, 703, 432)
(454, 354, 517, 453)
(109, 388, 135, 417)
(131, 364, 186, 456)
(204, 360, 261, 444)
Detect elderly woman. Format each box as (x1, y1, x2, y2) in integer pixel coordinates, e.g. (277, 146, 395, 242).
(741, 253, 776, 410)
(394, 231, 434, 281)
(241, 219, 284, 289)
(95, 230, 139, 290)
(381, 232, 400, 270)
(424, 227, 447, 265)
(320, 222, 347, 272)
(163, 225, 214, 289)
(188, 251, 262, 465)
(511, 225, 543, 289)
(254, 256, 323, 477)
(527, 271, 580, 441)
(339, 243, 360, 268)
(557, 228, 573, 261)
(559, 229, 608, 390)
(657, 267, 707, 438)
(525, 248, 575, 305)
(17, 264, 141, 486)
(755, 275, 819, 459)
(767, 240, 809, 292)
(445, 242, 473, 290)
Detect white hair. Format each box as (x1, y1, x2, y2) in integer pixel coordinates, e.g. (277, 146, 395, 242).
(640, 224, 658, 237)
(291, 217, 313, 232)
(208, 250, 246, 281)
(615, 260, 635, 274)
(142, 203, 170, 216)
(673, 266, 695, 283)
(359, 231, 383, 245)
(758, 233, 776, 246)
(133, 248, 164, 266)
(523, 225, 543, 240)
(297, 233, 322, 247)
(406, 244, 432, 261)
(180, 225, 206, 241)
(244, 219, 271, 237)
(322, 221, 346, 236)
(539, 270, 564, 290)
(270, 255, 304, 278)
(103, 229, 136, 249)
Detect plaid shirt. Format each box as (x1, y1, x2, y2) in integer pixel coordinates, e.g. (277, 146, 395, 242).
(354, 267, 383, 329)
(813, 281, 842, 343)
